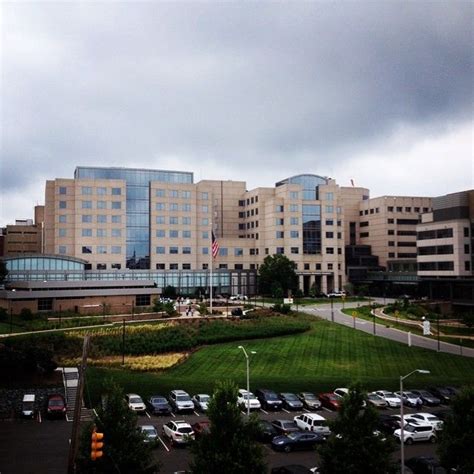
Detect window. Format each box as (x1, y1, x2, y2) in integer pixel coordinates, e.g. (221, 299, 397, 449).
(326, 247, 334, 254)
(290, 191, 299, 199)
(97, 229, 107, 237)
(170, 246, 179, 254)
(360, 221, 369, 227)
(290, 217, 299, 225)
(465, 244, 470, 254)
(156, 216, 165, 224)
(97, 201, 107, 209)
(182, 204, 191, 212)
(201, 205, 208, 213)
(169, 263, 178, 270)
(238, 200, 245, 206)
(202, 263, 209, 270)
(156, 229, 165, 238)
(181, 190, 191, 199)
(326, 232, 334, 238)
(111, 229, 121, 237)
(234, 264, 243, 270)
(326, 219, 333, 226)
(396, 206, 403, 212)
(388, 230, 394, 235)
(111, 201, 121, 209)
(360, 232, 369, 238)
(97, 246, 107, 254)
(38, 298, 53, 311)
(58, 245, 67, 254)
(201, 218, 209, 226)
(276, 247, 284, 254)
(97, 187, 107, 195)
(182, 263, 191, 270)
(82, 229, 92, 237)
(201, 192, 208, 200)
(387, 218, 394, 224)
(202, 231, 209, 239)
(414, 207, 420, 213)
(82, 246, 92, 254)
(465, 261, 471, 271)
(112, 187, 121, 195)
(235, 248, 243, 256)
(276, 218, 284, 225)
(219, 264, 228, 269)
(291, 247, 299, 254)
(156, 189, 166, 197)
(370, 208, 374, 214)
(388, 241, 395, 246)
(316, 263, 321, 270)
(239, 212, 245, 218)
(169, 203, 178, 211)
(59, 215, 67, 223)
(135, 294, 150, 306)
(387, 206, 394, 212)
(59, 186, 67, 195)
(326, 205, 334, 213)
(182, 217, 191, 225)
(82, 186, 92, 195)
(111, 246, 121, 254)
(405, 207, 411, 212)
(276, 231, 284, 238)
(169, 217, 178, 225)
(464, 227, 470, 237)
(250, 249, 256, 255)
(219, 248, 228, 256)
(388, 252, 395, 258)
(156, 203, 166, 211)
(82, 201, 92, 209)
(59, 228, 67, 237)
(156, 263, 165, 269)
(168, 230, 178, 238)
(327, 263, 333, 270)
(156, 246, 165, 254)
(170, 190, 178, 198)
(182, 247, 191, 254)
(290, 231, 299, 238)
(59, 201, 67, 209)
(276, 205, 284, 212)
(183, 230, 191, 238)
(304, 263, 310, 270)
(423, 207, 430, 213)
(325, 192, 333, 201)
(111, 263, 121, 269)
(112, 215, 122, 224)
(82, 215, 92, 223)
(97, 215, 107, 223)
(202, 247, 209, 255)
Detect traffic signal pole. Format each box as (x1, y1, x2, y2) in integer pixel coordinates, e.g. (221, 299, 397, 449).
(67, 335, 90, 474)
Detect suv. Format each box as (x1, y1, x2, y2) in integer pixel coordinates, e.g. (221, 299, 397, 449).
(255, 389, 283, 411)
(293, 413, 331, 437)
(169, 390, 194, 413)
(46, 394, 67, 418)
(124, 393, 146, 413)
(327, 290, 346, 298)
(394, 423, 437, 445)
(237, 389, 261, 411)
(162, 420, 195, 445)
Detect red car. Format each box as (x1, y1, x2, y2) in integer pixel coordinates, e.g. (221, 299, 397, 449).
(192, 420, 211, 437)
(318, 392, 342, 411)
(46, 394, 67, 418)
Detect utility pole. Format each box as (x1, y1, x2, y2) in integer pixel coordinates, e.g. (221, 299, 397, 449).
(67, 335, 90, 474)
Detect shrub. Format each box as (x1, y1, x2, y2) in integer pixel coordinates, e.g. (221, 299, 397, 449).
(0, 307, 7, 322)
(152, 298, 164, 312)
(19, 308, 34, 321)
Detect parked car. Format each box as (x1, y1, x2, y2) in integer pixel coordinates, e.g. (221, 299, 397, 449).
(375, 390, 401, 408)
(428, 387, 452, 404)
(395, 391, 423, 408)
(366, 392, 388, 409)
(409, 413, 443, 431)
(46, 394, 67, 418)
(333, 388, 366, 407)
(255, 389, 283, 411)
(318, 392, 342, 411)
(377, 414, 401, 435)
(271, 419, 300, 435)
(192, 420, 211, 437)
(271, 431, 325, 452)
(256, 419, 279, 442)
(169, 390, 195, 413)
(394, 423, 437, 445)
(271, 466, 313, 474)
(125, 393, 146, 413)
(445, 386, 460, 397)
(162, 420, 195, 445)
(237, 389, 261, 411)
(230, 294, 248, 300)
(192, 394, 211, 412)
(294, 413, 331, 437)
(146, 395, 172, 415)
(21, 394, 36, 418)
(279, 393, 304, 411)
(140, 425, 159, 445)
(297, 392, 321, 410)
(326, 290, 346, 298)
(410, 390, 441, 406)
(405, 456, 448, 474)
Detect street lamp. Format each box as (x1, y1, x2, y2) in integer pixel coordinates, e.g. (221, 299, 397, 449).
(238, 345, 256, 417)
(399, 369, 430, 473)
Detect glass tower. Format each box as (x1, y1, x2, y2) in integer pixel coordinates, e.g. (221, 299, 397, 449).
(75, 167, 193, 269)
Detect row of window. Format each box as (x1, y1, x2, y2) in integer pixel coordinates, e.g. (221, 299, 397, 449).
(58, 201, 122, 210)
(58, 186, 122, 196)
(58, 215, 123, 224)
(359, 206, 430, 216)
(418, 227, 470, 240)
(155, 203, 208, 212)
(63, 246, 124, 255)
(59, 229, 122, 238)
(156, 216, 193, 225)
(155, 189, 204, 199)
(239, 196, 260, 206)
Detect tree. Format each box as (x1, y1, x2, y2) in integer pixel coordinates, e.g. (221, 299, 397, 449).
(0, 260, 8, 283)
(258, 254, 298, 297)
(190, 380, 266, 474)
(438, 386, 474, 473)
(76, 379, 158, 473)
(318, 384, 397, 474)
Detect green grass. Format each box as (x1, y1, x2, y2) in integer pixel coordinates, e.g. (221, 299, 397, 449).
(84, 317, 474, 407)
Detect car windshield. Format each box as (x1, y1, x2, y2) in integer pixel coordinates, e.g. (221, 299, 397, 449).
(152, 397, 167, 404)
(130, 397, 143, 404)
(243, 392, 257, 400)
(178, 427, 193, 434)
(23, 402, 34, 409)
(427, 416, 439, 422)
(282, 421, 296, 428)
(303, 393, 317, 400)
(266, 393, 279, 400)
(404, 425, 416, 432)
(404, 392, 416, 398)
(199, 395, 210, 402)
(283, 393, 298, 401)
(420, 391, 432, 397)
(328, 394, 340, 401)
(143, 428, 157, 436)
(384, 392, 397, 398)
(368, 394, 381, 400)
(286, 433, 300, 440)
(49, 399, 64, 406)
(177, 395, 191, 401)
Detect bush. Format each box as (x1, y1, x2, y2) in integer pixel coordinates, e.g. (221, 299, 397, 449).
(19, 308, 34, 321)
(271, 303, 291, 314)
(0, 307, 7, 322)
(152, 298, 164, 313)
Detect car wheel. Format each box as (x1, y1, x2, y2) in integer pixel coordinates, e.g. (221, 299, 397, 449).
(284, 445, 292, 453)
(406, 438, 413, 445)
(430, 436, 436, 444)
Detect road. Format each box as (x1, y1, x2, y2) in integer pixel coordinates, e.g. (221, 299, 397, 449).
(300, 299, 474, 358)
(0, 403, 447, 474)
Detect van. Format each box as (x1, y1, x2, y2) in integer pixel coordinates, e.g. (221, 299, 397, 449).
(294, 413, 331, 437)
(21, 394, 36, 418)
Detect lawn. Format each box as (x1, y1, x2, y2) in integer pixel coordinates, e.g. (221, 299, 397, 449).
(84, 317, 474, 407)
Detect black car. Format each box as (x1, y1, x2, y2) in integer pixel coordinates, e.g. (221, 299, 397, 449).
(271, 419, 300, 435)
(445, 386, 460, 397)
(146, 395, 172, 415)
(279, 392, 304, 411)
(428, 387, 452, 404)
(405, 456, 447, 474)
(433, 409, 452, 422)
(271, 431, 325, 452)
(255, 389, 283, 411)
(377, 414, 400, 435)
(256, 419, 279, 442)
(410, 390, 441, 406)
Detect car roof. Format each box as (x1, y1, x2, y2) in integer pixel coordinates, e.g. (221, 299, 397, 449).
(299, 413, 326, 420)
(141, 425, 157, 430)
(171, 389, 189, 394)
(126, 393, 141, 397)
(23, 394, 35, 402)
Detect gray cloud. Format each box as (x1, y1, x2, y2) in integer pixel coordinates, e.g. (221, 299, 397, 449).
(1, 1, 472, 216)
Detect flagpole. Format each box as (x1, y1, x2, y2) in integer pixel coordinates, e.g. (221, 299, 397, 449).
(209, 225, 213, 316)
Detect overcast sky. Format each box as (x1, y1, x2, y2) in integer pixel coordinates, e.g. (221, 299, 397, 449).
(1, 1, 473, 225)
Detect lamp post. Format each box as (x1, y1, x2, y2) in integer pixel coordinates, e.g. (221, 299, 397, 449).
(330, 297, 334, 322)
(238, 345, 256, 417)
(399, 369, 430, 473)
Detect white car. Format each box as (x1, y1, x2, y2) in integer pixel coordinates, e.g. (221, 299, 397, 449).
(192, 393, 211, 412)
(395, 391, 422, 408)
(394, 423, 437, 444)
(327, 291, 346, 298)
(162, 420, 195, 445)
(237, 389, 261, 411)
(294, 413, 331, 437)
(333, 388, 366, 407)
(375, 390, 401, 408)
(125, 393, 146, 413)
(230, 294, 248, 301)
(409, 413, 443, 431)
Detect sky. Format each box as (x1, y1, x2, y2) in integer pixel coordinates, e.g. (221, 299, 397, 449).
(1, 1, 473, 225)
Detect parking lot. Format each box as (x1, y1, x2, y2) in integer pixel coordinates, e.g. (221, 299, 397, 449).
(0, 402, 448, 474)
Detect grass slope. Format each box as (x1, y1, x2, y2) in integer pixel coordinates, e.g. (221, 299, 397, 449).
(84, 318, 474, 406)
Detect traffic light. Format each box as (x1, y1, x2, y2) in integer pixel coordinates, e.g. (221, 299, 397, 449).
(91, 429, 104, 461)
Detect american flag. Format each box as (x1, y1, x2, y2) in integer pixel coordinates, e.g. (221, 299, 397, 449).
(211, 231, 220, 258)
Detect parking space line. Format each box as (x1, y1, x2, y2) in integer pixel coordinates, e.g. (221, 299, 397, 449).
(241, 411, 247, 416)
(145, 411, 151, 419)
(282, 408, 290, 414)
(158, 436, 170, 452)
(260, 408, 268, 415)
(170, 412, 176, 418)
(322, 407, 332, 413)
(38, 412, 42, 423)
(193, 411, 200, 417)
(303, 408, 310, 413)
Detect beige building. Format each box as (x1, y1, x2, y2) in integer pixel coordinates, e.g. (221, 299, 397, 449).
(358, 196, 432, 271)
